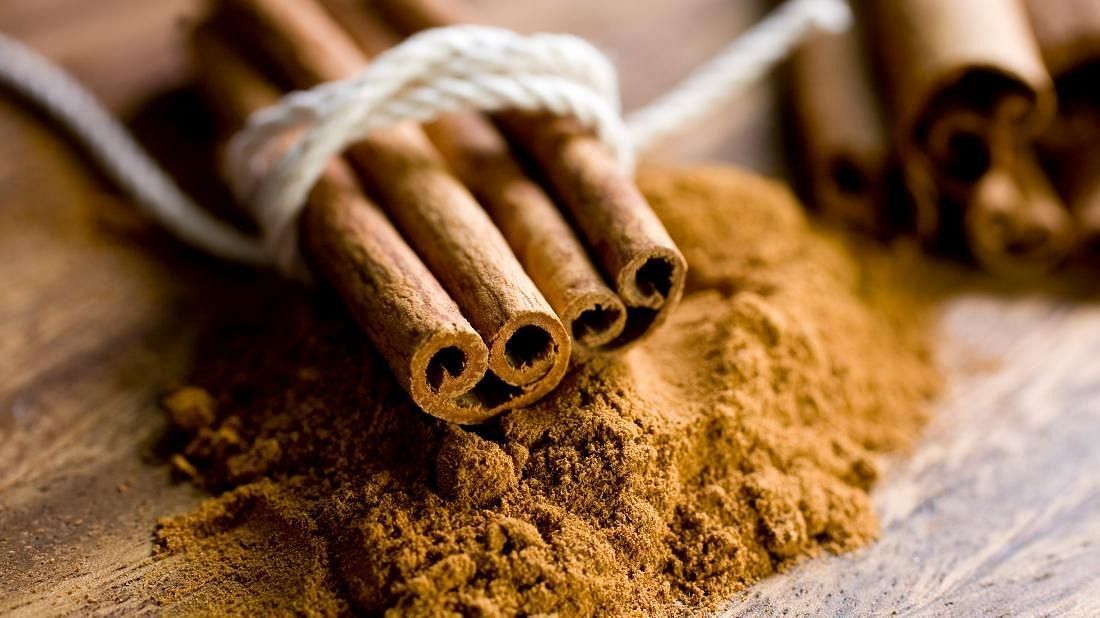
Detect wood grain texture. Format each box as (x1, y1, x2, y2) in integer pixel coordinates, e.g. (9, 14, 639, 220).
(0, 89, 218, 614)
(0, 0, 1097, 615)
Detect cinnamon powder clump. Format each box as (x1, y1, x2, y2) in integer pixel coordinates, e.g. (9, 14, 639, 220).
(152, 165, 940, 615)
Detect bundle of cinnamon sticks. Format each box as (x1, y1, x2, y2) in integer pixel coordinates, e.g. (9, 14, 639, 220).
(788, 0, 1100, 275)
(191, 0, 685, 423)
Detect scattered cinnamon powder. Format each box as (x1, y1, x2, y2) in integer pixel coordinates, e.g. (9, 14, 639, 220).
(162, 386, 217, 432)
(151, 165, 940, 615)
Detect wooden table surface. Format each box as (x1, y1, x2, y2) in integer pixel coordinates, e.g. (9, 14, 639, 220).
(1, 1, 1097, 615)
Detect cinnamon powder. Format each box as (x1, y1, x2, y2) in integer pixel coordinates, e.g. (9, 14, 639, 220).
(151, 165, 940, 615)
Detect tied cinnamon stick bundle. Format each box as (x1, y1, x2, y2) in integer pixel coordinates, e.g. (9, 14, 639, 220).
(1024, 0, 1100, 254)
(193, 28, 494, 423)
(788, 23, 892, 235)
(370, 0, 688, 348)
(205, 0, 575, 423)
(316, 0, 630, 352)
(866, 0, 1074, 274)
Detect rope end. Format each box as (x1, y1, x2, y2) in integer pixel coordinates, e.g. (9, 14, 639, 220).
(805, 0, 853, 34)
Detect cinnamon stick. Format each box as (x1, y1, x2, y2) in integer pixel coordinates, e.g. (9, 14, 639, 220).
(316, 0, 630, 352)
(216, 0, 571, 396)
(194, 27, 499, 423)
(1024, 0, 1100, 252)
(1028, 0, 1100, 63)
(1049, 144, 1100, 257)
(788, 24, 891, 235)
(965, 148, 1074, 276)
(372, 0, 688, 348)
(866, 0, 1073, 273)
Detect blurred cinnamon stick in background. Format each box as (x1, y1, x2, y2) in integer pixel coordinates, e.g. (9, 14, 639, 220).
(1024, 0, 1100, 255)
(966, 148, 1076, 273)
(1046, 146, 1100, 256)
(367, 0, 688, 347)
(865, 0, 1074, 275)
(788, 23, 892, 235)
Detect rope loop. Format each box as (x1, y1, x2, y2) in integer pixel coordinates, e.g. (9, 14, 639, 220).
(227, 24, 629, 275)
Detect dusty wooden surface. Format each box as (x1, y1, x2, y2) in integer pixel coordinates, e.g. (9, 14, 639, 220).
(0, 1, 1097, 615)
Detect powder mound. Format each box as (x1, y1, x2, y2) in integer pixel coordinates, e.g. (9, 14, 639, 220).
(153, 479, 348, 615)
(162, 386, 216, 432)
(435, 429, 518, 506)
(153, 165, 940, 615)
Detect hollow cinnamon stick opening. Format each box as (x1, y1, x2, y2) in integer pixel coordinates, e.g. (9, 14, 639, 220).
(866, 0, 1069, 273)
(425, 114, 629, 351)
(370, 0, 688, 351)
(215, 0, 571, 395)
(194, 27, 498, 423)
(868, 0, 1053, 164)
(788, 24, 891, 235)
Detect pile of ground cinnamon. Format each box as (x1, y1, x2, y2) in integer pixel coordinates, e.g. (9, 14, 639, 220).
(151, 165, 940, 615)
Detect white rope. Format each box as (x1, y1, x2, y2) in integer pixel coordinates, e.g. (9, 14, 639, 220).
(227, 25, 627, 274)
(625, 0, 852, 151)
(0, 0, 850, 274)
(0, 31, 268, 265)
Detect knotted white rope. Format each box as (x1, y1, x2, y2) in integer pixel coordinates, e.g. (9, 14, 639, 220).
(227, 25, 629, 274)
(0, 0, 850, 273)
